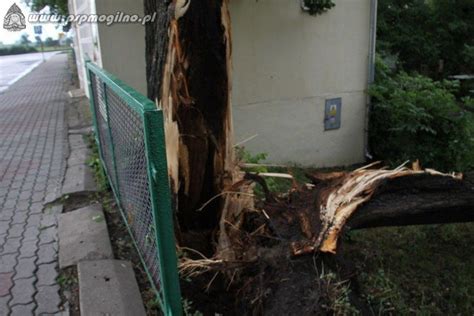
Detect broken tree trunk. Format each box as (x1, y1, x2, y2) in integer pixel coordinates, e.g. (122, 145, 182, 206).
(144, 0, 236, 235)
(258, 164, 474, 256)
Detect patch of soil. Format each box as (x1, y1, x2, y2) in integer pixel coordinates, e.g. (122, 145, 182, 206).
(57, 266, 80, 315)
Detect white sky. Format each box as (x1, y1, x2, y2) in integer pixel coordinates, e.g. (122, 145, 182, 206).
(0, 0, 66, 45)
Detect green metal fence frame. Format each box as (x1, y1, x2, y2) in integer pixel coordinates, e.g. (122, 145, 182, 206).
(85, 59, 182, 316)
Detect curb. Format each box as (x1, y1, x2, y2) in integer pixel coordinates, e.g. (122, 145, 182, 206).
(55, 93, 146, 315)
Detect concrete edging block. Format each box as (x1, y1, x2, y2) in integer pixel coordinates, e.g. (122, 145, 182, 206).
(58, 204, 113, 268)
(78, 259, 146, 316)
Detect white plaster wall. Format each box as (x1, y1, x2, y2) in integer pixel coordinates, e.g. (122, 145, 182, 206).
(69, 0, 102, 97)
(230, 0, 370, 167)
(95, 0, 147, 95)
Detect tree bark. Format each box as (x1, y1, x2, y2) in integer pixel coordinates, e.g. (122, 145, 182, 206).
(144, 0, 235, 236)
(347, 172, 474, 229)
(258, 169, 474, 256)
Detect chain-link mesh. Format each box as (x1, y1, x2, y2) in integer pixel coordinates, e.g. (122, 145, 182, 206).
(106, 88, 163, 290)
(86, 63, 180, 314)
(90, 73, 117, 191)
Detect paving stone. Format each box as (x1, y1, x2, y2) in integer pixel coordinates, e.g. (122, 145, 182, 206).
(26, 214, 42, 228)
(2, 237, 22, 255)
(0, 295, 11, 315)
(59, 204, 113, 268)
(37, 242, 58, 265)
(31, 192, 44, 203)
(7, 224, 25, 239)
(11, 302, 35, 316)
(19, 240, 39, 259)
(39, 227, 58, 245)
(35, 285, 61, 315)
(14, 257, 37, 280)
(78, 260, 146, 316)
(3, 200, 16, 209)
(0, 209, 14, 221)
(0, 54, 68, 312)
(9, 277, 36, 305)
(30, 203, 44, 215)
(0, 272, 14, 296)
(0, 221, 10, 235)
(15, 201, 30, 212)
(0, 254, 17, 273)
(18, 191, 32, 201)
(36, 263, 58, 286)
(40, 207, 62, 229)
(11, 212, 29, 225)
(0, 234, 6, 247)
(23, 226, 40, 242)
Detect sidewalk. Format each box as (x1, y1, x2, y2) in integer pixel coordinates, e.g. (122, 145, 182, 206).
(0, 53, 68, 315)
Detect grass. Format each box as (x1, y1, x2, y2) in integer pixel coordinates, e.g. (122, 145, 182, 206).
(344, 223, 474, 315)
(85, 134, 110, 192)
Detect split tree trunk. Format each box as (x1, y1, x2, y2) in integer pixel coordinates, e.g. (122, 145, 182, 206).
(144, 0, 235, 236)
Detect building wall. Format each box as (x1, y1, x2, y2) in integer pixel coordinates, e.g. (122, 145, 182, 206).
(69, 0, 102, 96)
(229, 0, 370, 166)
(95, 0, 147, 95)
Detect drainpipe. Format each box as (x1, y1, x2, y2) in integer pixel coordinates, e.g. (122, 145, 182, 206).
(365, 0, 377, 160)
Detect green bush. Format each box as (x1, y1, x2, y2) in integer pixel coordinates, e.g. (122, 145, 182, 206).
(369, 57, 474, 171)
(0, 45, 37, 56)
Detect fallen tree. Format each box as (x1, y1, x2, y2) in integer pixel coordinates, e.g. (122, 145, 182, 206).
(143, 1, 474, 313)
(178, 163, 474, 313)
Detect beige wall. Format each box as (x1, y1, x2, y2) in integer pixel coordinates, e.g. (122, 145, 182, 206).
(230, 0, 370, 166)
(95, 0, 147, 95)
(69, 0, 102, 96)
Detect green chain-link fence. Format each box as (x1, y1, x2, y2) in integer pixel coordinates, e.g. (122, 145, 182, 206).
(85, 60, 182, 315)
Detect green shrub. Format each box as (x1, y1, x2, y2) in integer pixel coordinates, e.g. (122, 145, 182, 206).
(0, 45, 38, 56)
(369, 58, 474, 171)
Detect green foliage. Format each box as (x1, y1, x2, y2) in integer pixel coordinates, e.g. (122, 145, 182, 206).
(44, 37, 59, 47)
(303, 0, 335, 15)
(20, 34, 31, 45)
(182, 299, 203, 316)
(377, 0, 474, 77)
(29, 0, 68, 16)
(236, 147, 295, 197)
(369, 56, 474, 171)
(28, 0, 70, 31)
(319, 270, 360, 315)
(86, 134, 111, 192)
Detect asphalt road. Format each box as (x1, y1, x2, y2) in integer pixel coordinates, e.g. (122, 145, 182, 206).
(0, 52, 58, 94)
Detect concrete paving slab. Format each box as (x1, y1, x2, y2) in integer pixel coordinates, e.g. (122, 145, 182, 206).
(58, 204, 113, 268)
(68, 134, 88, 150)
(62, 164, 97, 195)
(78, 259, 146, 316)
(68, 89, 86, 98)
(67, 147, 90, 167)
(68, 126, 93, 135)
(62, 134, 97, 195)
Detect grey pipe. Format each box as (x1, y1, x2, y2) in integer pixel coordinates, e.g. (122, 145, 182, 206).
(365, 0, 377, 160)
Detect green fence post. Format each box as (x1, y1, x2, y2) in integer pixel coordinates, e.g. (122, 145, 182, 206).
(143, 110, 182, 316)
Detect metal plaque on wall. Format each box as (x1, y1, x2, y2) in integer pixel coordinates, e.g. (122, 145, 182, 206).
(324, 98, 342, 130)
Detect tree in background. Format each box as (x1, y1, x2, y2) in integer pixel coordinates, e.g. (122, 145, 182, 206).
(20, 33, 31, 46)
(377, 0, 474, 77)
(25, 0, 70, 31)
(44, 37, 58, 47)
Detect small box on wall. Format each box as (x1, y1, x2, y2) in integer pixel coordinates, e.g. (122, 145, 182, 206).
(324, 97, 342, 130)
